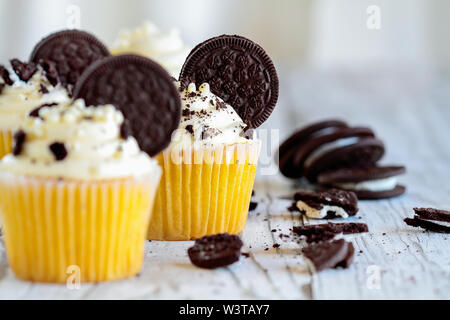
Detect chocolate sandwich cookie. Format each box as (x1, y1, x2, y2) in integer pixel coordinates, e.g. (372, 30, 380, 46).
(404, 207, 450, 233)
(304, 138, 385, 182)
(293, 189, 359, 219)
(30, 30, 110, 89)
(278, 119, 349, 178)
(292, 127, 375, 177)
(73, 54, 181, 157)
(188, 233, 244, 269)
(293, 222, 368, 243)
(318, 166, 406, 200)
(302, 239, 355, 271)
(179, 35, 279, 129)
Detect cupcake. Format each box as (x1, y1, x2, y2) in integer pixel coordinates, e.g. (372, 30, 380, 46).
(149, 82, 261, 240)
(0, 59, 70, 159)
(0, 29, 111, 160)
(110, 21, 191, 78)
(0, 99, 161, 283)
(148, 35, 279, 240)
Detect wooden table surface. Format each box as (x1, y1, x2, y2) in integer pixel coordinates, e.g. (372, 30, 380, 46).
(0, 67, 449, 299)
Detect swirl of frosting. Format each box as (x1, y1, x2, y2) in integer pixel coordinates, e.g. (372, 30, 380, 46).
(0, 66, 70, 130)
(0, 99, 158, 180)
(169, 82, 254, 149)
(110, 21, 191, 77)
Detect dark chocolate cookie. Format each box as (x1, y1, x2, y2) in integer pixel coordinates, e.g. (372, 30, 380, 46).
(335, 242, 355, 269)
(404, 216, 450, 233)
(413, 207, 450, 222)
(188, 233, 244, 269)
(278, 119, 348, 178)
(318, 166, 406, 184)
(294, 188, 359, 217)
(404, 207, 450, 233)
(30, 30, 110, 89)
(317, 165, 406, 200)
(302, 239, 354, 271)
(180, 35, 279, 128)
(292, 127, 375, 175)
(73, 54, 181, 157)
(352, 185, 406, 200)
(293, 222, 368, 243)
(304, 138, 385, 182)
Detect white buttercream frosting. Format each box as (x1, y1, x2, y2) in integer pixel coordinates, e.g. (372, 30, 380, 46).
(169, 82, 253, 149)
(111, 21, 191, 78)
(334, 176, 398, 192)
(0, 67, 70, 130)
(296, 201, 349, 219)
(0, 99, 158, 180)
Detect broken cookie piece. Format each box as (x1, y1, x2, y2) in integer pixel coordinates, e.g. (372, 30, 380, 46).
(188, 233, 244, 269)
(302, 239, 355, 272)
(293, 222, 369, 243)
(404, 207, 450, 233)
(293, 188, 358, 219)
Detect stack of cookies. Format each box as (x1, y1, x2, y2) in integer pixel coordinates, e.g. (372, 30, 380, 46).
(278, 119, 406, 200)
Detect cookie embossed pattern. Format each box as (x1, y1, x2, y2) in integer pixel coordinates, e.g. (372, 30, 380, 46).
(180, 35, 279, 129)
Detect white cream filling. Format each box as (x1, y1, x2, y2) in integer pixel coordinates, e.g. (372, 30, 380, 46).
(296, 201, 349, 219)
(334, 176, 398, 192)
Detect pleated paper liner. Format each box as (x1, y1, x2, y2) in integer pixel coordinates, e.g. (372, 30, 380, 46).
(0, 169, 161, 283)
(149, 140, 261, 240)
(0, 130, 12, 159)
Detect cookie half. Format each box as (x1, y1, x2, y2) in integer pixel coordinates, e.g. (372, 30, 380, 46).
(179, 35, 279, 129)
(73, 54, 181, 157)
(187, 233, 244, 269)
(293, 189, 359, 219)
(318, 166, 406, 200)
(302, 239, 355, 271)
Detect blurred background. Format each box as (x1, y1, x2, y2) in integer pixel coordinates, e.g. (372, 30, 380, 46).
(1, 0, 449, 176)
(1, 0, 450, 71)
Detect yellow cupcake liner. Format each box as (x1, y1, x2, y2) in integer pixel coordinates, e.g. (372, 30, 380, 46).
(0, 130, 13, 160)
(0, 170, 160, 283)
(149, 141, 261, 240)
